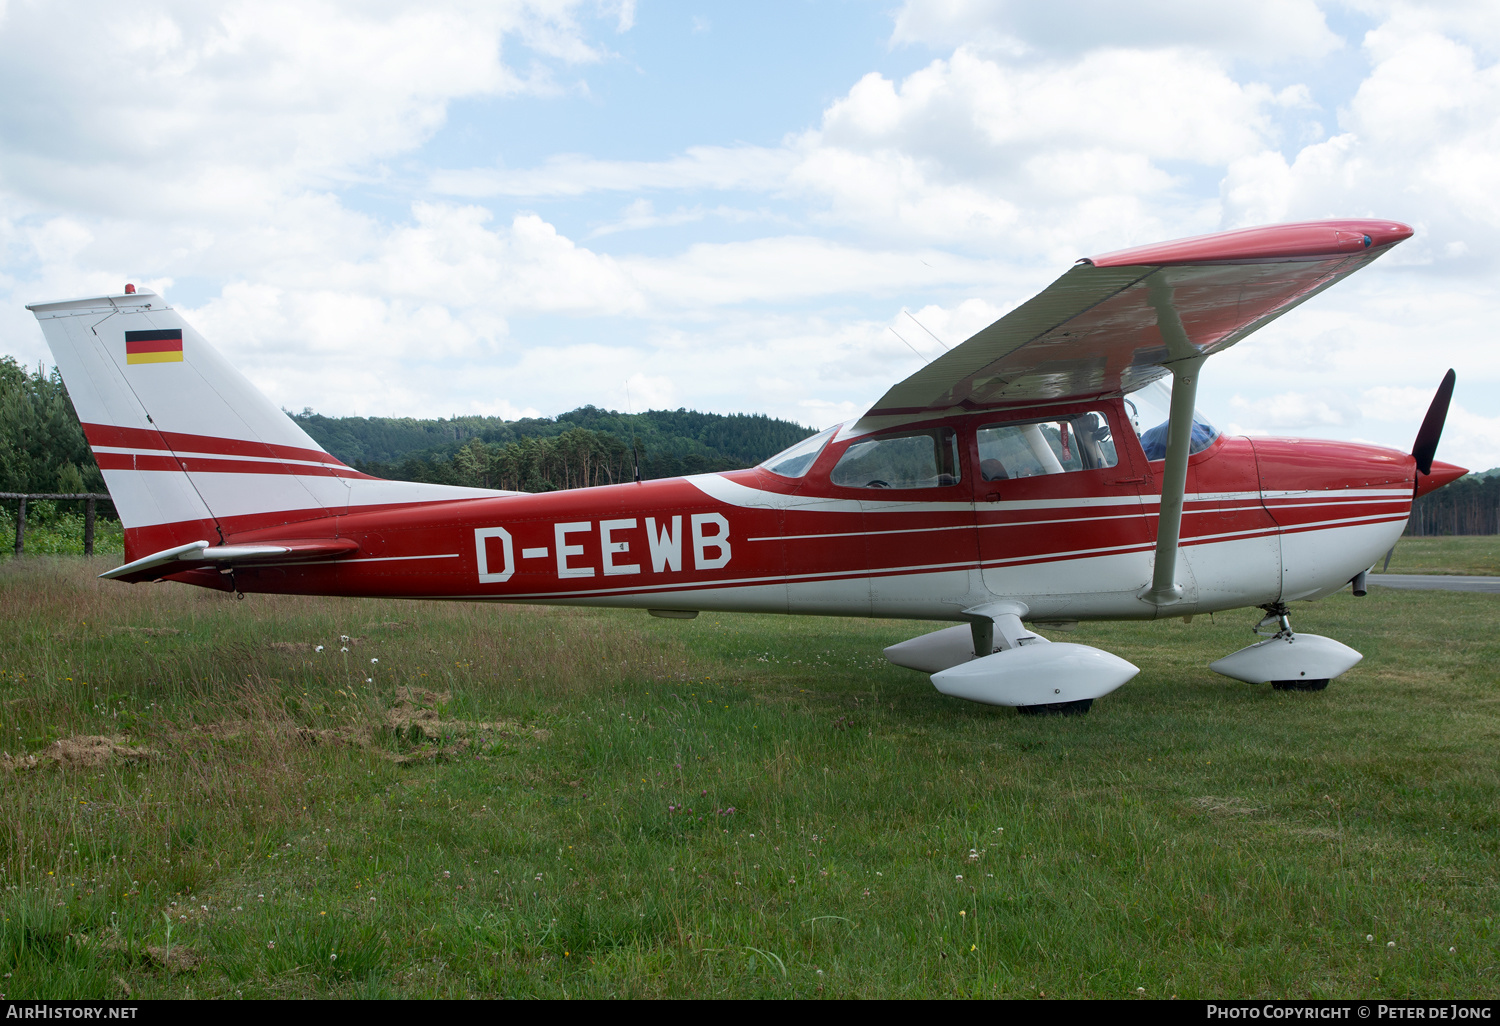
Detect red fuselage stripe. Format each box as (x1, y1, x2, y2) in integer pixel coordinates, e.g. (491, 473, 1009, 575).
(82, 423, 351, 469)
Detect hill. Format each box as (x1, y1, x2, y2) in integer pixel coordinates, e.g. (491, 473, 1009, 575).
(291, 406, 818, 491)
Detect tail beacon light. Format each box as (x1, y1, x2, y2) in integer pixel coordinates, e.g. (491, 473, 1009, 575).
(931, 644, 1140, 707)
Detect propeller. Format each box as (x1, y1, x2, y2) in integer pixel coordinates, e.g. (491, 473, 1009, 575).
(1376, 370, 1459, 577)
(1412, 368, 1456, 476)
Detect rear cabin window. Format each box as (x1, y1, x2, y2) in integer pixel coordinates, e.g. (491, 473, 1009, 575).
(830, 427, 961, 490)
(975, 412, 1118, 481)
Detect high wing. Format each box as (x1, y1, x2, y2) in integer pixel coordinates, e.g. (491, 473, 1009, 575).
(863, 219, 1413, 423)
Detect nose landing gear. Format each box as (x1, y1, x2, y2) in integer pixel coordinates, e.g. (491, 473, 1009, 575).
(1209, 603, 1363, 691)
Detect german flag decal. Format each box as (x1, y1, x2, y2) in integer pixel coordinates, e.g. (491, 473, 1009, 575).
(125, 329, 183, 364)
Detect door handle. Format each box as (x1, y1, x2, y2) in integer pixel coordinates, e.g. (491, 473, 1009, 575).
(984, 491, 1003, 502)
(1106, 476, 1147, 485)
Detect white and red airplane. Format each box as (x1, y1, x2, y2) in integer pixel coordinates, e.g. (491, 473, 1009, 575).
(27, 218, 1465, 714)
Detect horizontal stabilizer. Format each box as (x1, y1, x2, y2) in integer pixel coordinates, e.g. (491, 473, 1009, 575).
(101, 537, 360, 582)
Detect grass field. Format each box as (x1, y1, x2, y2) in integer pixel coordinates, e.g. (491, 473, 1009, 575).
(0, 548, 1496, 999)
(1377, 536, 1500, 576)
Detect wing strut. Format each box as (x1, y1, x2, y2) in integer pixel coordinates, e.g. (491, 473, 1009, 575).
(1143, 357, 1205, 605)
(1143, 274, 1205, 607)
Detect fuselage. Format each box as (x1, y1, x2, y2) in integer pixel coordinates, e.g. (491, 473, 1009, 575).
(160, 397, 1428, 624)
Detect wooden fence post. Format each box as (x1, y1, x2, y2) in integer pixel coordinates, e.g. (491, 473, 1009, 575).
(13, 496, 25, 556)
(85, 498, 96, 556)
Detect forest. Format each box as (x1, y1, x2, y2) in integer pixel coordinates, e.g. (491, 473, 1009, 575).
(1, 355, 1495, 540)
(0, 357, 816, 548)
(293, 405, 817, 490)
(1404, 472, 1500, 536)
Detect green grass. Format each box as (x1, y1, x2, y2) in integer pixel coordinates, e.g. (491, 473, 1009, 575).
(0, 548, 1496, 999)
(1379, 536, 1500, 576)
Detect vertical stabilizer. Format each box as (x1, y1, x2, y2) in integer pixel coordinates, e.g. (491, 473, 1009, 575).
(27, 288, 511, 563)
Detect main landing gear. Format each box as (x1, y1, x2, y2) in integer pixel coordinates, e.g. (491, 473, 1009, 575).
(1208, 603, 1363, 691)
(1017, 699, 1095, 716)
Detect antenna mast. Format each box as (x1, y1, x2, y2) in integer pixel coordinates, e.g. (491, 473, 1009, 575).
(625, 383, 642, 484)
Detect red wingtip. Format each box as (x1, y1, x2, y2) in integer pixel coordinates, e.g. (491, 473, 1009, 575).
(1415, 459, 1467, 498)
(1087, 219, 1414, 268)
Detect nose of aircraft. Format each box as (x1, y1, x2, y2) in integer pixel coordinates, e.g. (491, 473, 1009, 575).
(1416, 459, 1467, 498)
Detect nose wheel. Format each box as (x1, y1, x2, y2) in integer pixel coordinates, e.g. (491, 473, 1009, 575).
(1208, 603, 1362, 689)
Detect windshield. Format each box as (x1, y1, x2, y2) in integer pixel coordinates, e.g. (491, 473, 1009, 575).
(1123, 379, 1220, 460)
(760, 425, 837, 478)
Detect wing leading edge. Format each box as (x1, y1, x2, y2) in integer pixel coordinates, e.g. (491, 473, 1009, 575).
(862, 219, 1413, 424)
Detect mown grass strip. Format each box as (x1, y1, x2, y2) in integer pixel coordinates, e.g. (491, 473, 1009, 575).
(0, 549, 1495, 998)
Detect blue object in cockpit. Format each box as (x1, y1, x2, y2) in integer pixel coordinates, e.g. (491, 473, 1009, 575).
(1140, 417, 1219, 461)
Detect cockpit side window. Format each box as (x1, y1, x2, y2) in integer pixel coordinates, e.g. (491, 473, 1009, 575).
(830, 427, 961, 490)
(975, 412, 1118, 481)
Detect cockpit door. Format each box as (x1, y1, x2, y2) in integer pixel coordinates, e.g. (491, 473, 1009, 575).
(970, 401, 1155, 615)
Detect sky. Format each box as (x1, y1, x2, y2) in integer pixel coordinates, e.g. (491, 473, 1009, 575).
(1, 0, 1497, 471)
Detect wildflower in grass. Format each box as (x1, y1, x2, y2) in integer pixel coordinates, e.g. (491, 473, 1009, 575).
(1137, 987, 1145, 994)
(315, 645, 324, 652)
(1367, 935, 1374, 942)
(955, 875, 963, 881)
(1388, 941, 1395, 948)
(330, 953, 337, 962)
(267, 941, 275, 950)
(371, 658, 378, 664)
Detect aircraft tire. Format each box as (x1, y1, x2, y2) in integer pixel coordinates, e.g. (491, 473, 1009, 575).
(1017, 699, 1093, 716)
(1271, 678, 1330, 692)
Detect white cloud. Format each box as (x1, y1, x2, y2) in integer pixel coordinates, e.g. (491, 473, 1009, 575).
(1222, 25, 1500, 273)
(890, 0, 1342, 61)
(1229, 391, 1359, 429)
(0, 0, 610, 224)
(429, 145, 798, 198)
(3, 0, 1499, 466)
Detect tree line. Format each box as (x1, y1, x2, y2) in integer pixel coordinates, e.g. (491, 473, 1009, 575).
(301, 406, 815, 491)
(291, 405, 815, 470)
(354, 427, 751, 492)
(0, 355, 815, 506)
(0, 356, 110, 501)
(5, 352, 1495, 532)
(1407, 473, 1500, 536)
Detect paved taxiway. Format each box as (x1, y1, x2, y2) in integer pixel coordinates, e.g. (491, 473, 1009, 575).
(1368, 574, 1500, 593)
